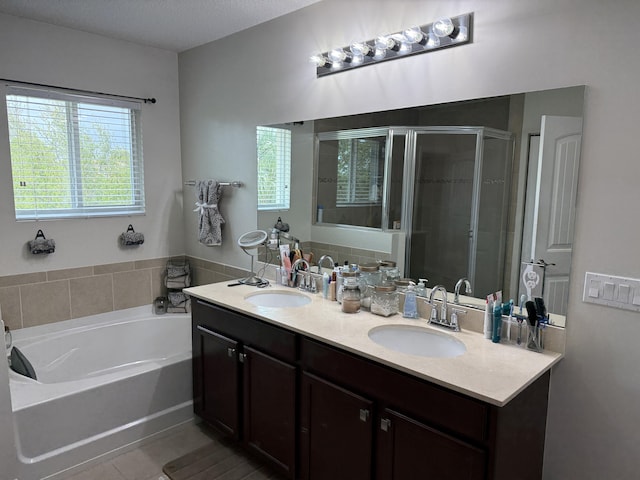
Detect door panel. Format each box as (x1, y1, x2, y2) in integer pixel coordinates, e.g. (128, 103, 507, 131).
(377, 408, 486, 480)
(243, 346, 296, 478)
(196, 325, 240, 438)
(300, 372, 373, 480)
(526, 115, 582, 315)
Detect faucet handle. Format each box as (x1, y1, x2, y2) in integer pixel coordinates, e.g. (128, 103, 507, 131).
(450, 308, 466, 331)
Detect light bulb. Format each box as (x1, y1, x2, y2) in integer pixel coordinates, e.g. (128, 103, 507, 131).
(375, 35, 396, 51)
(373, 48, 387, 60)
(432, 17, 455, 37)
(426, 30, 441, 48)
(328, 48, 348, 63)
(351, 54, 365, 65)
(398, 42, 412, 55)
(350, 41, 371, 57)
(310, 54, 329, 67)
(403, 26, 425, 44)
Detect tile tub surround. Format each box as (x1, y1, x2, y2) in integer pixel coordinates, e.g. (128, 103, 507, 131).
(0, 256, 250, 331)
(185, 281, 563, 406)
(259, 240, 390, 267)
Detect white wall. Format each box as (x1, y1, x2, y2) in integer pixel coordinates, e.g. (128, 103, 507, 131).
(0, 13, 182, 476)
(179, 1, 640, 478)
(0, 14, 183, 276)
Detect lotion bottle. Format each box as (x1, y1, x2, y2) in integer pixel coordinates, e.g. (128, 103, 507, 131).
(402, 282, 419, 319)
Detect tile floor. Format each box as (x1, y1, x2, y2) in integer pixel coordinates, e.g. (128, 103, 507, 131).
(62, 421, 215, 480)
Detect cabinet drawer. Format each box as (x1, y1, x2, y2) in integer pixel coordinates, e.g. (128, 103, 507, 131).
(300, 337, 488, 443)
(193, 299, 296, 363)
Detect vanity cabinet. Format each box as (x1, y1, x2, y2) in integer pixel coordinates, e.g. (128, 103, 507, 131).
(192, 299, 297, 478)
(192, 298, 550, 480)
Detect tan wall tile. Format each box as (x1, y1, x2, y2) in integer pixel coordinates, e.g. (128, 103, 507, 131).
(113, 270, 152, 310)
(94, 262, 135, 275)
(21, 280, 71, 328)
(135, 257, 170, 270)
(47, 266, 94, 281)
(151, 267, 167, 299)
(0, 286, 22, 330)
(70, 274, 114, 318)
(192, 267, 216, 286)
(0, 272, 47, 288)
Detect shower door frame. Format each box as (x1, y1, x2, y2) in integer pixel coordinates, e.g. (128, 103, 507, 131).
(402, 126, 514, 291)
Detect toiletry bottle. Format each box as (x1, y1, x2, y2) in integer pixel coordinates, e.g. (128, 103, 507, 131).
(492, 303, 502, 343)
(484, 295, 493, 339)
(336, 266, 344, 304)
(402, 282, 419, 318)
(322, 272, 330, 299)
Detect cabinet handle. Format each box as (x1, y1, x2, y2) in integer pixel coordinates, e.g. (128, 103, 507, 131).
(227, 347, 236, 358)
(359, 409, 370, 422)
(239, 353, 247, 363)
(380, 418, 391, 432)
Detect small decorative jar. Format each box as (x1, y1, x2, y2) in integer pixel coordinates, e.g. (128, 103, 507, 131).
(341, 272, 361, 314)
(371, 284, 399, 317)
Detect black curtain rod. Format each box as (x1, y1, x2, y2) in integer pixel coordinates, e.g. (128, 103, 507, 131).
(0, 78, 156, 104)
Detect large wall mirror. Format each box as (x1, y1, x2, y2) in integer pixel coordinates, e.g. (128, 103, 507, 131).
(258, 85, 585, 328)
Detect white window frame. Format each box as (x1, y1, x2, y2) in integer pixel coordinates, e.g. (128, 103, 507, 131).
(5, 85, 145, 220)
(257, 125, 291, 211)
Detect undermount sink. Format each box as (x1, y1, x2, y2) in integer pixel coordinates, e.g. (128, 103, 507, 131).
(368, 324, 466, 358)
(244, 290, 312, 308)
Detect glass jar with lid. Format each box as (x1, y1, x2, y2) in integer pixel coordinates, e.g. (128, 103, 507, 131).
(379, 260, 400, 285)
(341, 271, 361, 314)
(358, 263, 382, 310)
(393, 278, 415, 294)
(371, 284, 399, 317)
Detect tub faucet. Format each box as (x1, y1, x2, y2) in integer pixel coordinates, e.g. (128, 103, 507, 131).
(4, 326, 11, 350)
(428, 285, 459, 331)
(316, 255, 334, 275)
(454, 278, 472, 304)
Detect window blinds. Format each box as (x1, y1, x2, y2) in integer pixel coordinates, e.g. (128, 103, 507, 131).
(336, 138, 382, 205)
(6, 85, 145, 220)
(257, 126, 291, 211)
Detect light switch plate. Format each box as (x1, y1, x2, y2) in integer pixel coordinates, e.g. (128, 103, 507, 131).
(583, 272, 640, 312)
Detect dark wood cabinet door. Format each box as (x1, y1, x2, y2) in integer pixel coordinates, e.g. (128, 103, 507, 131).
(243, 346, 296, 478)
(194, 325, 241, 439)
(300, 372, 373, 480)
(376, 408, 486, 480)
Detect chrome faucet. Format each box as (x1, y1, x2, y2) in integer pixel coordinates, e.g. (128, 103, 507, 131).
(454, 278, 472, 305)
(427, 285, 459, 331)
(316, 254, 334, 274)
(291, 258, 313, 291)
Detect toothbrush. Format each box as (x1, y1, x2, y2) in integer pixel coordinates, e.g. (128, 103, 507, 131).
(507, 299, 514, 343)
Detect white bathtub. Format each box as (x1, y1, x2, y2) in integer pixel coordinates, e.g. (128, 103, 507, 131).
(8, 305, 194, 480)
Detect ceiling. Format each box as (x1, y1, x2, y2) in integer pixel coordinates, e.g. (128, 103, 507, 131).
(0, 0, 322, 52)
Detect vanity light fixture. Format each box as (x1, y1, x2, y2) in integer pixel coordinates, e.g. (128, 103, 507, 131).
(312, 12, 472, 77)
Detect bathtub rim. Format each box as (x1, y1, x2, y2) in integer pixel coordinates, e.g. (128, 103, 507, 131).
(8, 305, 191, 412)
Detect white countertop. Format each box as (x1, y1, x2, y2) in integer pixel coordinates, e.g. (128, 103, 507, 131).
(184, 282, 563, 407)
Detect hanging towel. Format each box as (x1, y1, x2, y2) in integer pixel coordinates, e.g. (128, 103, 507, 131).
(194, 180, 225, 246)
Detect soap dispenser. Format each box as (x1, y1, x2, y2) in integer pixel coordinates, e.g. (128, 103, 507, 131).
(402, 282, 419, 319)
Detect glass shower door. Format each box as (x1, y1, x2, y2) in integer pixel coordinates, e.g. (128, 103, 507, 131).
(406, 127, 513, 298)
(408, 131, 478, 291)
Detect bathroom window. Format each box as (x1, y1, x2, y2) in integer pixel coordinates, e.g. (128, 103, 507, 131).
(336, 137, 384, 206)
(5, 85, 145, 220)
(257, 126, 290, 211)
